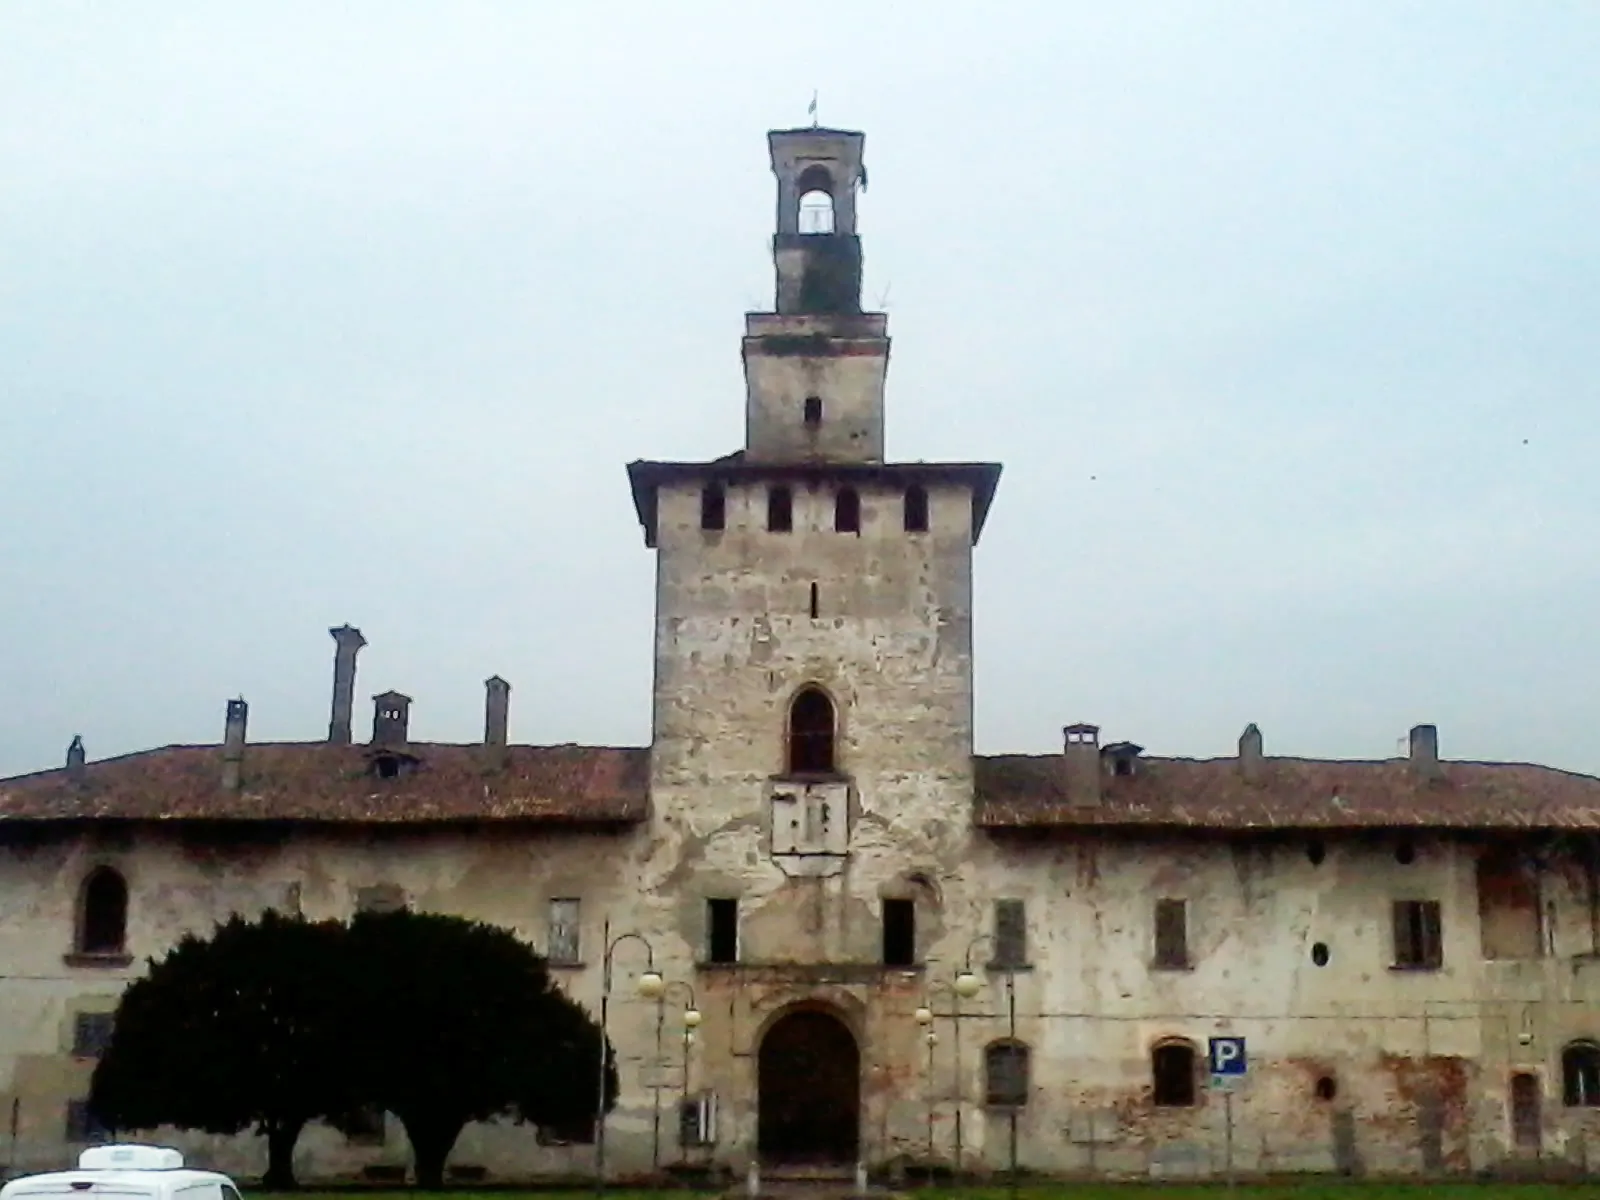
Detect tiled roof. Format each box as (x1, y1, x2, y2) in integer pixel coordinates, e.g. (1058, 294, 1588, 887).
(974, 755, 1600, 831)
(0, 743, 649, 825)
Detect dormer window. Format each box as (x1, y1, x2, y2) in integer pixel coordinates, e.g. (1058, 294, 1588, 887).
(367, 751, 419, 781)
(1104, 741, 1144, 778)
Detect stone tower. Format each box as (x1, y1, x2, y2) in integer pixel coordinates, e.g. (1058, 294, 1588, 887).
(626, 123, 1002, 970)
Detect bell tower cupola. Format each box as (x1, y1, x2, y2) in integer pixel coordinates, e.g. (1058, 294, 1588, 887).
(769, 127, 867, 315)
(744, 125, 888, 465)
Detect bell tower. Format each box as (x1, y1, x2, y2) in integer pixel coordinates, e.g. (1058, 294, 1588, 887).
(744, 127, 888, 464)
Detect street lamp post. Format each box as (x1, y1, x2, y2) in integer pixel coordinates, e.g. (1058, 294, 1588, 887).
(915, 976, 980, 1175)
(595, 921, 663, 1198)
(957, 934, 1018, 1200)
(652, 980, 701, 1173)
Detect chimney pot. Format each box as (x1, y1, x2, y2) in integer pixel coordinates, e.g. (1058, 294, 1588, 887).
(1409, 723, 1441, 781)
(1063, 723, 1102, 807)
(327, 625, 367, 745)
(222, 697, 248, 791)
(1239, 723, 1264, 782)
(484, 676, 511, 765)
(65, 735, 86, 779)
(372, 691, 412, 746)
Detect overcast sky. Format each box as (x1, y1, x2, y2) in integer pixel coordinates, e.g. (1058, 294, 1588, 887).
(3, 2, 1598, 779)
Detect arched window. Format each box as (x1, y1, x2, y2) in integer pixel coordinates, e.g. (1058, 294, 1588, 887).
(1151, 1039, 1197, 1107)
(903, 484, 928, 533)
(835, 488, 860, 534)
(78, 867, 128, 956)
(797, 165, 835, 235)
(787, 687, 836, 775)
(1563, 1041, 1600, 1106)
(985, 1041, 1030, 1107)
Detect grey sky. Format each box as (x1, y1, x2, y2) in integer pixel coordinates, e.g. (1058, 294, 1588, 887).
(3, 2, 1598, 779)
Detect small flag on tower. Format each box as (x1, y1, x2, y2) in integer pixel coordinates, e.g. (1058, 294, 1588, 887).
(808, 90, 818, 125)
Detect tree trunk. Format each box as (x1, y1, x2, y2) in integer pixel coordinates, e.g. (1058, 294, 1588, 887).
(399, 1114, 464, 1190)
(262, 1117, 305, 1190)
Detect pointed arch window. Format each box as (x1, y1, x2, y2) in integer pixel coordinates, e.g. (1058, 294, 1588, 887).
(787, 687, 836, 775)
(77, 867, 128, 957)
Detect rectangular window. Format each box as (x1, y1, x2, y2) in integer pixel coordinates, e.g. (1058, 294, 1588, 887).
(993, 899, 1027, 968)
(1393, 899, 1443, 969)
(707, 898, 739, 964)
(882, 898, 915, 966)
(65, 1100, 110, 1145)
(72, 1012, 115, 1059)
(1154, 899, 1189, 969)
(903, 485, 929, 533)
(700, 485, 726, 531)
(547, 898, 581, 965)
(767, 486, 793, 533)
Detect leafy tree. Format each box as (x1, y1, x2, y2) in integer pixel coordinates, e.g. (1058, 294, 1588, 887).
(89, 910, 351, 1189)
(341, 909, 618, 1188)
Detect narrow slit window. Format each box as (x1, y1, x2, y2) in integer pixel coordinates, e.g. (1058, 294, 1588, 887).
(700, 485, 726, 531)
(707, 898, 739, 964)
(809, 583, 820, 619)
(882, 898, 915, 966)
(768, 486, 793, 533)
(903, 485, 929, 533)
(835, 488, 860, 533)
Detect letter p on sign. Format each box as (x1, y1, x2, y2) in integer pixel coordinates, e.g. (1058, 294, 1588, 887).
(1209, 1036, 1247, 1077)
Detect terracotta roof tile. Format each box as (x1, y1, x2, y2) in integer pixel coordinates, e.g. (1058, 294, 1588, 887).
(0, 742, 649, 825)
(975, 755, 1600, 831)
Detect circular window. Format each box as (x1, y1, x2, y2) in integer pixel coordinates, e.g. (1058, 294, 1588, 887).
(1396, 841, 1416, 865)
(1307, 840, 1326, 865)
(1311, 941, 1330, 967)
(1315, 1076, 1337, 1101)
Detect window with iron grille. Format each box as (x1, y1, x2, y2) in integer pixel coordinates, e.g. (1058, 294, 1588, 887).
(547, 898, 581, 965)
(1564, 1042, 1600, 1106)
(72, 1012, 115, 1059)
(1392, 899, 1443, 969)
(985, 1042, 1029, 1107)
(1153, 899, 1189, 969)
(993, 899, 1027, 968)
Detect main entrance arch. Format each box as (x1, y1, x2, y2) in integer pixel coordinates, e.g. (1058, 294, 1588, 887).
(757, 1008, 860, 1165)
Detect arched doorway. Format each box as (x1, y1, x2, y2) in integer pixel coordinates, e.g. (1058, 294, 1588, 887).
(757, 1008, 860, 1165)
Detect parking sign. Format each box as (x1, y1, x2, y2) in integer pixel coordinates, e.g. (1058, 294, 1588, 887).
(1209, 1036, 1247, 1077)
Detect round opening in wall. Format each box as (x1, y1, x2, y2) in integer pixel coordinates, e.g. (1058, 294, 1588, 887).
(1315, 1076, 1337, 1101)
(1396, 841, 1416, 865)
(1307, 840, 1326, 865)
(1311, 941, 1330, 967)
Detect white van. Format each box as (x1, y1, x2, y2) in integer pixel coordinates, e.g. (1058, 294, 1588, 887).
(0, 1145, 243, 1200)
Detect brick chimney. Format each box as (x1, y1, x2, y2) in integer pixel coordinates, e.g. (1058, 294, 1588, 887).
(1409, 723, 1441, 781)
(1063, 723, 1102, 807)
(65, 735, 86, 780)
(484, 676, 510, 765)
(372, 691, 412, 746)
(1239, 723, 1263, 783)
(326, 624, 367, 745)
(221, 698, 248, 791)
